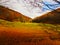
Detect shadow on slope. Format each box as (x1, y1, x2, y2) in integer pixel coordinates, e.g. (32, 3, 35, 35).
(32, 8, 60, 24)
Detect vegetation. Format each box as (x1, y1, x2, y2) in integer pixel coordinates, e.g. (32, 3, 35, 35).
(0, 19, 60, 31)
(0, 6, 32, 22)
(0, 19, 60, 45)
(32, 8, 60, 24)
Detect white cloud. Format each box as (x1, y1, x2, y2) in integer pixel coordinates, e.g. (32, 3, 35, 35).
(0, 0, 60, 18)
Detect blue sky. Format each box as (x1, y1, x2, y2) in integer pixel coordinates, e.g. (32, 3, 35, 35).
(42, 0, 60, 11)
(0, 0, 60, 18)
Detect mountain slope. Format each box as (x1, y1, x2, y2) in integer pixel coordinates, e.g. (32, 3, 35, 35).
(32, 8, 60, 24)
(0, 5, 32, 22)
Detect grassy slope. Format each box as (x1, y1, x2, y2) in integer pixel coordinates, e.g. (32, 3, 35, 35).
(0, 6, 32, 22)
(0, 19, 60, 45)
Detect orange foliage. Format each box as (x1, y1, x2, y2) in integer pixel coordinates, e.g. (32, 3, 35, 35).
(0, 6, 32, 22)
(32, 8, 60, 24)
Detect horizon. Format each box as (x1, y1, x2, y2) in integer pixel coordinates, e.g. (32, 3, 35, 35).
(0, 0, 60, 18)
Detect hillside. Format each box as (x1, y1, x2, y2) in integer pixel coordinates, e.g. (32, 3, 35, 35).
(0, 5, 60, 45)
(0, 5, 32, 22)
(32, 8, 60, 24)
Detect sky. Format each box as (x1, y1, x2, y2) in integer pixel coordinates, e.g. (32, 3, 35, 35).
(0, 0, 60, 18)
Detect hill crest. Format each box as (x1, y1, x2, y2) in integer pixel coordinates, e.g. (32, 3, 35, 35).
(0, 5, 32, 22)
(32, 8, 60, 24)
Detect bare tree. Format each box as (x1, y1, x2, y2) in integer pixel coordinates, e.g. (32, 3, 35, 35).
(0, 0, 60, 12)
(18, 0, 60, 13)
(0, 0, 10, 4)
(53, 0, 60, 4)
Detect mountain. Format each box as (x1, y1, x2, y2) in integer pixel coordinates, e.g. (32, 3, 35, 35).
(32, 8, 60, 24)
(0, 5, 32, 22)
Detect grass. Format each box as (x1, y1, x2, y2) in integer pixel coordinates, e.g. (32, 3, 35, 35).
(0, 19, 60, 35)
(0, 19, 60, 45)
(0, 19, 60, 30)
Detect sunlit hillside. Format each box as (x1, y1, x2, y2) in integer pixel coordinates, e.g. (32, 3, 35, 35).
(0, 6, 32, 22)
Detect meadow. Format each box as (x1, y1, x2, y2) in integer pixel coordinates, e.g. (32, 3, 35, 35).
(0, 19, 60, 45)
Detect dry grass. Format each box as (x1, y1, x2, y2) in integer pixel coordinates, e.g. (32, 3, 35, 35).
(0, 19, 60, 45)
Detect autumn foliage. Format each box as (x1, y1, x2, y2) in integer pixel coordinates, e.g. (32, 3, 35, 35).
(0, 6, 31, 22)
(32, 8, 60, 24)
